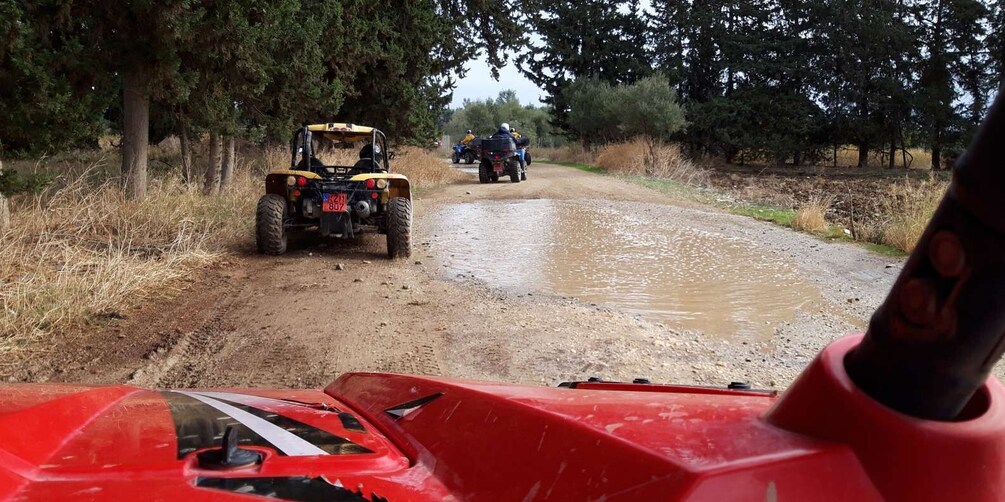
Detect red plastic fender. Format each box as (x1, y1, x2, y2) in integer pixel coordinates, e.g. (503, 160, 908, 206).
(766, 334, 1005, 501)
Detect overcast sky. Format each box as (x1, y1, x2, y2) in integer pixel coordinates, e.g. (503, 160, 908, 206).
(449, 54, 545, 108)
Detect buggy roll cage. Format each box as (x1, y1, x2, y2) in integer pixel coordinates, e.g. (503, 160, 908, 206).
(289, 124, 390, 173)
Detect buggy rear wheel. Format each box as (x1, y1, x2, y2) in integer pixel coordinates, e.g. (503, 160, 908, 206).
(465, 152, 475, 164)
(452, 153, 460, 164)
(510, 161, 521, 183)
(386, 197, 412, 259)
(256, 194, 287, 255)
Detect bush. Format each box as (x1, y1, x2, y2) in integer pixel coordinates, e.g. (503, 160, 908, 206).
(595, 139, 708, 186)
(880, 177, 947, 252)
(791, 196, 832, 234)
(0, 168, 55, 195)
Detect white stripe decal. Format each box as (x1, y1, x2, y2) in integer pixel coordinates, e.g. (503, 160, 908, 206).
(190, 391, 314, 410)
(175, 391, 328, 456)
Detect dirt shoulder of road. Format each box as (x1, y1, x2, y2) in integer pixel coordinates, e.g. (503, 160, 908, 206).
(8, 162, 965, 391)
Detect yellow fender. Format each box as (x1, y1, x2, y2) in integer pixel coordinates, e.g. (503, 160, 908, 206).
(350, 173, 411, 200)
(265, 170, 321, 195)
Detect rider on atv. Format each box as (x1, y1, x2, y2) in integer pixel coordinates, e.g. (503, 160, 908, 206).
(460, 130, 475, 145)
(494, 124, 531, 169)
(493, 123, 514, 140)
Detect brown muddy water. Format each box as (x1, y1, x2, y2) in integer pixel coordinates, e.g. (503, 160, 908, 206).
(420, 199, 823, 340)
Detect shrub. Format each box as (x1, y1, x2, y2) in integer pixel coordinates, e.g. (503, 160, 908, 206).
(880, 176, 947, 252)
(0, 168, 55, 195)
(791, 196, 832, 234)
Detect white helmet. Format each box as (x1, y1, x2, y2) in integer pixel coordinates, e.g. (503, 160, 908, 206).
(500, 123, 510, 132)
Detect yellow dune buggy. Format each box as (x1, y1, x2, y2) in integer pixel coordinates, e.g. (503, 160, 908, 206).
(256, 123, 412, 258)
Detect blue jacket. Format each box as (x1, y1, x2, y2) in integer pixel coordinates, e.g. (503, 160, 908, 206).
(493, 128, 515, 141)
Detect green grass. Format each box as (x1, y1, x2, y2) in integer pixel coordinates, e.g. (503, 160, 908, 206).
(865, 243, 908, 257)
(545, 160, 605, 174)
(729, 204, 797, 227)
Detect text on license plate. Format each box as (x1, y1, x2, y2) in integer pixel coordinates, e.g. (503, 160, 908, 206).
(322, 193, 348, 212)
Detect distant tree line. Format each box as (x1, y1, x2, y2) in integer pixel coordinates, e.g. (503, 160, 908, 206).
(519, 0, 1004, 169)
(0, 0, 519, 198)
(443, 91, 564, 145)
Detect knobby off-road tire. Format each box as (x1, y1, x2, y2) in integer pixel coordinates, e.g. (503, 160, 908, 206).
(510, 160, 521, 183)
(256, 194, 287, 255)
(479, 162, 490, 184)
(525, 151, 532, 165)
(465, 152, 476, 164)
(386, 197, 413, 259)
(452, 153, 460, 164)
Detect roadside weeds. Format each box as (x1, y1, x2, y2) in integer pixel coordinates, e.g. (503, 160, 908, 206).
(540, 149, 935, 257)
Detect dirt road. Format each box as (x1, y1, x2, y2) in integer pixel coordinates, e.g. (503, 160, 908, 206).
(9, 163, 918, 389)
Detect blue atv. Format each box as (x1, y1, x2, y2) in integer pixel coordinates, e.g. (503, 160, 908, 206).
(451, 142, 477, 164)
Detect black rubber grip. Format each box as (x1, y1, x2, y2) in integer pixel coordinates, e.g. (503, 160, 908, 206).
(845, 89, 1005, 421)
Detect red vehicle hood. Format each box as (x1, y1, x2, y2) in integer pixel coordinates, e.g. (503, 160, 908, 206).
(0, 373, 880, 501)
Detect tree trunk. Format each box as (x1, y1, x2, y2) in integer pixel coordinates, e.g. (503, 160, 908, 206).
(121, 68, 150, 199)
(900, 126, 909, 168)
(888, 140, 896, 169)
(220, 137, 236, 190)
(179, 120, 192, 184)
(793, 151, 803, 167)
(932, 144, 942, 171)
(857, 143, 869, 168)
(833, 144, 839, 167)
(203, 132, 222, 195)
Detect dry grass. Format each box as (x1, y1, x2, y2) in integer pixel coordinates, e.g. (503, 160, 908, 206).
(0, 158, 259, 354)
(392, 146, 466, 186)
(833, 146, 933, 169)
(595, 139, 710, 186)
(879, 176, 948, 252)
(791, 196, 832, 234)
(538, 139, 709, 186)
(535, 145, 596, 165)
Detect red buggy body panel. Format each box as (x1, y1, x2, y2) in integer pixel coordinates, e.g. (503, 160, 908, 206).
(1, 337, 1003, 501)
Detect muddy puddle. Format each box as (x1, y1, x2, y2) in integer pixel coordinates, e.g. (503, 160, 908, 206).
(420, 199, 823, 339)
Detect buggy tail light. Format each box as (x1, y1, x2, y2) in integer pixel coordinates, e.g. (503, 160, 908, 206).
(376, 179, 388, 190)
(370, 192, 379, 199)
(296, 176, 308, 187)
(365, 178, 376, 189)
(287, 176, 296, 186)
(290, 189, 301, 199)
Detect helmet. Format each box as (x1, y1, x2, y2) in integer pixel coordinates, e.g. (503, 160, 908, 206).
(466, 129, 472, 134)
(500, 123, 510, 132)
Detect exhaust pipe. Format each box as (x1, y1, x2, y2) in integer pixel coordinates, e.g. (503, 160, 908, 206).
(354, 200, 372, 218)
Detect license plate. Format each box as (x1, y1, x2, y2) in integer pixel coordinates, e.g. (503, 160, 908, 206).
(493, 163, 503, 173)
(322, 193, 347, 213)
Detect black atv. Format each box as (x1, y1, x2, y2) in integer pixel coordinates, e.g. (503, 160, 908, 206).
(478, 137, 526, 184)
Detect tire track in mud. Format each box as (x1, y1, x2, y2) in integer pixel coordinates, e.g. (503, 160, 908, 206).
(127, 286, 246, 388)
